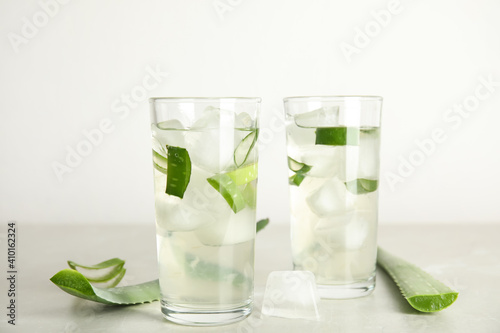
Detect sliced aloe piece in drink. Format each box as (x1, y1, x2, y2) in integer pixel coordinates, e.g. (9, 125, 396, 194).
(227, 163, 258, 186)
(152, 150, 168, 174)
(166, 146, 191, 198)
(287, 157, 311, 186)
(289, 173, 306, 186)
(377, 247, 459, 312)
(67, 258, 126, 286)
(345, 178, 378, 194)
(207, 174, 247, 213)
(234, 129, 259, 167)
(315, 127, 360, 146)
(288, 156, 305, 172)
(242, 183, 257, 209)
(50, 269, 160, 305)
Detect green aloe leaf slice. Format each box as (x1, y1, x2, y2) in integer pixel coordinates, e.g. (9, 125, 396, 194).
(234, 129, 259, 167)
(345, 179, 378, 194)
(287, 157, 311, 186)
(227, 163, 258, 186)
(377, 247, 459, 312)
(67, 258, 126, 286)
(50, 269, 160, 305)
(242, 183, 257, 209)
(152, 150, 168, 174)
(207, 174, 247, 213)
(166, 146, 191, 198)
(315, 127, 360, 146)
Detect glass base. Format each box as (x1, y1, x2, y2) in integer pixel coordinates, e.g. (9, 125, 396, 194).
(317, 274, 376, 299)
(161, 300, 252, 326)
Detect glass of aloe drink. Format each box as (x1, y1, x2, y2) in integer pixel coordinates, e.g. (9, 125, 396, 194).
(149, 97, 260, 325)
(283, 96, 382, 299)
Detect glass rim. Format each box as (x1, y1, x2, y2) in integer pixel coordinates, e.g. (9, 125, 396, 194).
(283, 95, 383, 103)
(150, 97, 262, 103)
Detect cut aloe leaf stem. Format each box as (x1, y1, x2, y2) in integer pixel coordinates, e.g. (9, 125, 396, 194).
(68, 258, 126, 287)
(51, 269, 160, 305)
(377, 247, 459, 312)
(207, 163, 258, 213)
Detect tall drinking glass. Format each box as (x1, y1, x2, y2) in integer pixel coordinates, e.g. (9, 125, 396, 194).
(149, 97, 261, 325)
(283, 96, 382, 299)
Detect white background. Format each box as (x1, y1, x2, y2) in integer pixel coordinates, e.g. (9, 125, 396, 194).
(1, 0, 499, 226)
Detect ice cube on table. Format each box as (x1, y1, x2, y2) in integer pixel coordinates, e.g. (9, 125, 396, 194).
(152, 119, 186, 150)
(306, 178, 355, 217)
(186, 107, 235, 173)
(357, 129, 380, 179)
(261, 271, 320, 320)
(294, 106, 340, 128)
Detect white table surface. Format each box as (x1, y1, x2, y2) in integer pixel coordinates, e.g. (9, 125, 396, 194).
(1, 222, 499, 333)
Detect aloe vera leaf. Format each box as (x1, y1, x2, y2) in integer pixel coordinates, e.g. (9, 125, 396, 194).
(287, 157, 311, 186)
(50, 269, 160, 305)
(207, 174, 247, 213)
(227, 163, 258, 186)
(345, 179, 378, 194)
(166, 146, 191, 198)
(377, 247, 459, 312)
(67, 258, 125, 283)
(68, 258, 125, 270)
(315, 127, 360, 146)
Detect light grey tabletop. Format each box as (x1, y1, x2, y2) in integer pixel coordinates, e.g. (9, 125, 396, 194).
(1, 222, 499, 333)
